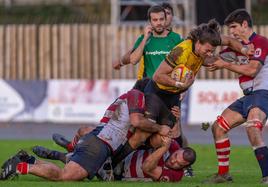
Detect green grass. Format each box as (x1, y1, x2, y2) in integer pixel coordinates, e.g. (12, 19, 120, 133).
(0, 140, 264, 186)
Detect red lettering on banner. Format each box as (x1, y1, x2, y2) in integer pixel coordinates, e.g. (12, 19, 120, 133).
(198, 91, 239, 104)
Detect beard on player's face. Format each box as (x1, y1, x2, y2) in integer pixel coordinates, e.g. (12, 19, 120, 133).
(152, 26, 165, 35)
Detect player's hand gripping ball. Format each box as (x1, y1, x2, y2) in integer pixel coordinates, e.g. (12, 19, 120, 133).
(171, 64, 193, 83)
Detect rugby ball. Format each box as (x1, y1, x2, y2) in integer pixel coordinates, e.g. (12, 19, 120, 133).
(219, 51, 237, 63)
(171, 64, 192, 82)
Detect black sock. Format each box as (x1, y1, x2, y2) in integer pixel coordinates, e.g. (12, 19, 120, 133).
(174, 136, 183, 147)
(112, 141, 134, 168)
(27, 156, 36, 164)
(49, 151, 67, 163)
(254, 146, 268, 177)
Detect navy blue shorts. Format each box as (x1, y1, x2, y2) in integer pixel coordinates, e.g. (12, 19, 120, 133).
(70, 133, 111, 179)
(144, 80, 181, 110)
(228, 90, 268, 119)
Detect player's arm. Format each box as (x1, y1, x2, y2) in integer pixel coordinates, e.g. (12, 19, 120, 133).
(208, 58, 262, 77)
(153, 60, 175, 86)
(129, 25, 152, 65)
(127, 90, 171, 136)
(221, 35, 254, 56)
(153, 60, 194, 91)
(142, 137, 171, 181)
(130, 112, 171, 136)
(112, 49, 132, 70)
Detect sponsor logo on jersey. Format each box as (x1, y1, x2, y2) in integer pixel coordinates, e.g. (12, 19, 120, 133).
(145, 50, 170, 55)
(254, 48, 262, 58)
(160, 175, 170, 182)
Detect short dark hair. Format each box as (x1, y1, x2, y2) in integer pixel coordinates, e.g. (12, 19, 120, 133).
(132, 78, 150, 92)
(187, 19, 221, 47)
(182, 147, 196, 168)
(147, 5, 166, 21)
(224, 9, 253, 28)
(160, 2, 173, 15)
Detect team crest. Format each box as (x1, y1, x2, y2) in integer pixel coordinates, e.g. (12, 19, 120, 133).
(169, 47, 183, 63)
(159, 175, 170, 182)
(254, 48, 262, 58)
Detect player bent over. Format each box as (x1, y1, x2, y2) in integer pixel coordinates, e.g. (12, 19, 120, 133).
(0, 79, 172, 181)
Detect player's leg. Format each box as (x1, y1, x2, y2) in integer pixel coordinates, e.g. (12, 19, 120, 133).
(28, 160, 88, 181)
(0, 153, 87, 181)
(205, 101, 246, 183)
(32, 146, 67, 163)
(111, 128, 151, 168)
(53, 126, 94, 152)
(170, 114, 193, 177)
(244, 92, 268, 183)
(111, 93, 164, 168)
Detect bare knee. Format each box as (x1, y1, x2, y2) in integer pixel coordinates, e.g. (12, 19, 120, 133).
(212, 121, 227, 139)
(246, 126, 264, 147)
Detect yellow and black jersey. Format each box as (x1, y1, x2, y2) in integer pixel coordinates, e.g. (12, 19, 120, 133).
(137, 56, 145, 80)
(156, 39, 204, 93)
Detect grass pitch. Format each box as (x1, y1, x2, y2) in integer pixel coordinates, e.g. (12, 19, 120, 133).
(0, 140, 264, 187)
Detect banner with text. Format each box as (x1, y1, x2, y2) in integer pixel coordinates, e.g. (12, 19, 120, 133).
(188, 80, 243, 125)
(0, 79, 232, 124)
(47, 80, 136, 123)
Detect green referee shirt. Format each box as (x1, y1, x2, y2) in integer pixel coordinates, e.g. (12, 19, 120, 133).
(134, 31, 183, 78)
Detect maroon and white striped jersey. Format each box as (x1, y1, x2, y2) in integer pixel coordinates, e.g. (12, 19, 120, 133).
(249, 33, 268, 92)
(220, 32, 268, 95)
(96, 89, 145, 151)
(123, 140, 184, 182)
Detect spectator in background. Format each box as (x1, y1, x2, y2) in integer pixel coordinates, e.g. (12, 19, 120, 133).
(161, 2, 174, 31)
(112, 4, 183, 79)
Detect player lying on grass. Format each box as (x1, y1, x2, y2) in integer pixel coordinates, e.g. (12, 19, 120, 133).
(0, 79, 179, 181)
(29, 105, 190, 182)
(0, 133, 196, 182)
(0, 79, 169, 181)
(32, 78, 190, 175)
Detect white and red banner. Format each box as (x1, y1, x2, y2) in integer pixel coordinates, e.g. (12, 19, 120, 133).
(188, 80, 243, 125)
(47, 80, 135, 123)
(0, 79, 243, 125)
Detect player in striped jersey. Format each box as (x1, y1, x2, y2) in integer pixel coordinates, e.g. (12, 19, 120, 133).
(204, 9, 268, 184)
(0, 79, 174, 181)
(118, 135, 196, 182)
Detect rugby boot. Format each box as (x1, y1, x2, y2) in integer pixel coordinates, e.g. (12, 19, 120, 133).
(203, 173, 233, 184)
(52, 133, 71, 150)
(0, 156, 20, 180)
(15, 150, 32, 163)
(184, 166, 194, 177)
(32, 146, 67, 163)
(261, 176, 268, 184)
(97, 157, 114, 181)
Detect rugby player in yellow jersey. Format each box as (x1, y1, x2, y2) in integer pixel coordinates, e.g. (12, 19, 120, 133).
(146, 19, 253, 112)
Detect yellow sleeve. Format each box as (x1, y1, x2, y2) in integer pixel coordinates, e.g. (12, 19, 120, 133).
(137, 56, 145, 80)
(165, 46, 184, 68)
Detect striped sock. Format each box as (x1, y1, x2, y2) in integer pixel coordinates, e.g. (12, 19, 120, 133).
(215, 138, 231, 175)
(67, 135, 79, 152)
